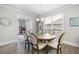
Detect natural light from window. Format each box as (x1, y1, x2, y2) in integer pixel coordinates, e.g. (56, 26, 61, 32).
(44, 17, 52, 25)
(53, 14, 63, 21)
(43, 14, 63, 25)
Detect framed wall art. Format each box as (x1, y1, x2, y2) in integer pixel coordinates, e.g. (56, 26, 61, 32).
(0, 17, 11, 26)
(70, 17, 79, 27)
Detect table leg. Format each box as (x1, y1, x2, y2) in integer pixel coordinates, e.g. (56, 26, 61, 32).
(45, 45, 48, 54)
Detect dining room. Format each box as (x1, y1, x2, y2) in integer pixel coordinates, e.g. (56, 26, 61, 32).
(0, 4, 79, 54)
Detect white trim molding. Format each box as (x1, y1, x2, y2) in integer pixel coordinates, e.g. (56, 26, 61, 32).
(0, 40, 79, 48)
(64, 40, 79, 47)
(0, 4, 38, 17)
(0, 40, 17, 46)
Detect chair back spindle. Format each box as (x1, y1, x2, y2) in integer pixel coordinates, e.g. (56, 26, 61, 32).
(30, 33, 38, 45)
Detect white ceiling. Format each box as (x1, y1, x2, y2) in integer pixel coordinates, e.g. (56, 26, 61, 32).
(6, 4, 67, 15)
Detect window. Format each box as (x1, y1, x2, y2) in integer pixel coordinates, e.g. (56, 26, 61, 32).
(53, 14, 63, 22)
(44, 17, 52, 25)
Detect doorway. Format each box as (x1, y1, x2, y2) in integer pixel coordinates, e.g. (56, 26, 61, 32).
(18, 19, 26, 35)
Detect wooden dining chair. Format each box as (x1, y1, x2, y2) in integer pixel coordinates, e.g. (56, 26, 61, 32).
(30, 33, 46, 54)
(23, 32, 30, 53)
(47, 32, 65, 54)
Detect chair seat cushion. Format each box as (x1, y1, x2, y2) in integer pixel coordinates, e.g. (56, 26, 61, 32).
(47, 40, 58, 48)
(33, 42, 46, 50)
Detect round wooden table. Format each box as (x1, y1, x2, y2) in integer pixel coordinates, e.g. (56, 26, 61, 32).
(37, 33, 56, 41)
(37, 33, 56, 53)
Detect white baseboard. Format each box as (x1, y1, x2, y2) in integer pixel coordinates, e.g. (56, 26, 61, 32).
(0, 40, 17, 46)
(0, 40, 79, 47)
(64, 41, 79, 47)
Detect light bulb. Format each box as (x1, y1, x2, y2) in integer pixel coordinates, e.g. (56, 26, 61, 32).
(36, 18, 40, 22)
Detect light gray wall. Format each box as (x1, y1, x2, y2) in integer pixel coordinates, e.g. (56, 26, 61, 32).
(0, 6, 18, 45)
(0, 5, 37, 46)
(63, 5, 79, 46)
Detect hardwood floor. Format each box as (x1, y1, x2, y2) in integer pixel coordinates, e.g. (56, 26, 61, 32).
(0, 35, 79, 54)
(62, 44, 79, 54)
(0, 42, 79, 54)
